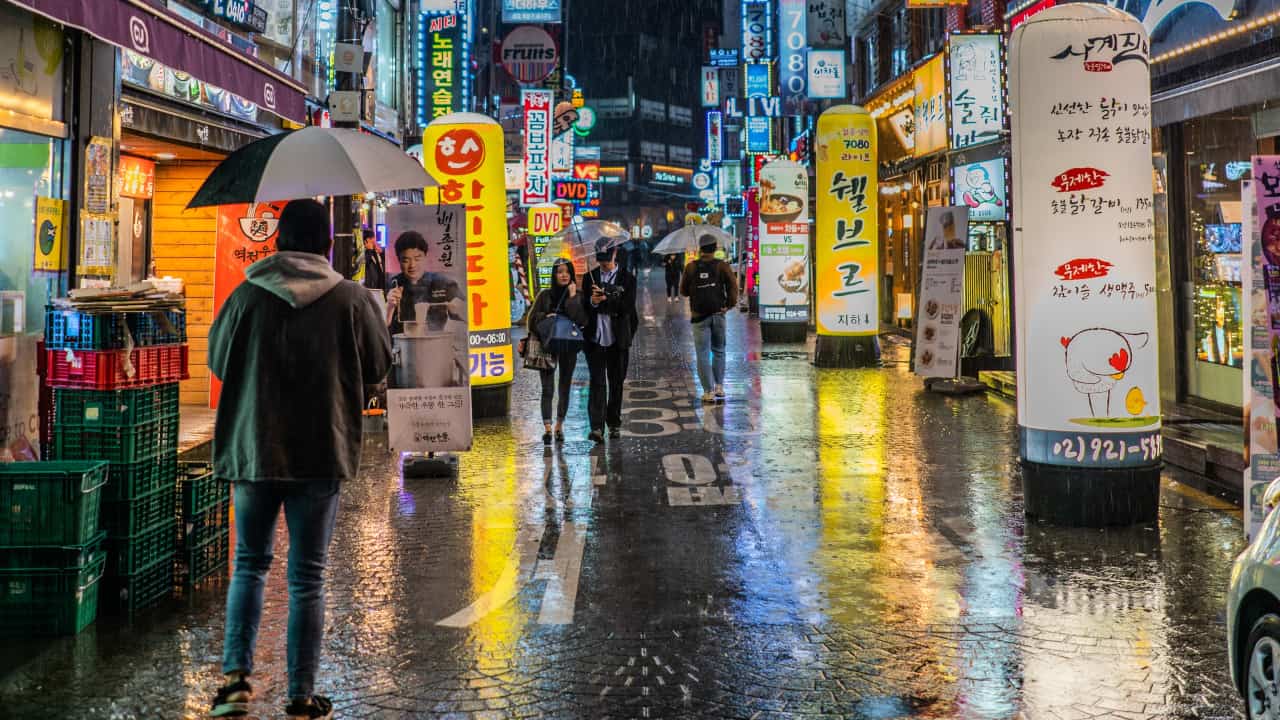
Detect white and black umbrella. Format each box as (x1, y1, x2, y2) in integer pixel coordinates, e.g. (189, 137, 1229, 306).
(651, 225, 735, 256)
(188, 127, 436, 208)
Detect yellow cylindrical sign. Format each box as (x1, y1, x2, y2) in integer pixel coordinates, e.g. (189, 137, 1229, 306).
(815, 105, 878, 336)
(423, 113, 513, 387)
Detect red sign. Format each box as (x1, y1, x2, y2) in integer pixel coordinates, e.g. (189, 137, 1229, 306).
(1084, 61, 1113, 73)
(554, 179, 590, 201)
(1009, 0, 1057, 29)
(1051, 167, 1110, 193)
(573, 160, 600, 180)
(117, 156, 155, 199)
(1054, 257, 1114, 281)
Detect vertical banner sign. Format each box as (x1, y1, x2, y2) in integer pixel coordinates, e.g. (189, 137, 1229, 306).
(707, 111, 723, 162)
(778, 0, 808, 114)
(758, 160, 810, 323)
(913, 207, 970, 377)
(741, 0, 774, 62)
(386, 204, 473, 453)
(424, 114, 514, 388)
(33, 197, 66, 272)
(807, 0, 846, 46)
(212, 202, 286, 407)
(551, 101, 578, 176)
(815, 106, 878, 336)
(702, 67, 720, 107)
(949, 34, 1004, 150)
(420, 13, 462, 122)
(1253, 158, 1280, 509)
(913, 54, 948, 156)
(528, 203, 563, 293)
(522, 89, 553, 206)
(1243, 178, 1279, 540)
(746, 188, 761, 298)
(1010, 5, 1160, 468)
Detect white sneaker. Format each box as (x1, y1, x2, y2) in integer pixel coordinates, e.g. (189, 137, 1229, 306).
(701, 391, 716, 403)
(714, 385, 725, 400)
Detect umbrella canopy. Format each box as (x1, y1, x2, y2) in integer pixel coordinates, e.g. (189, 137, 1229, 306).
(652, 225, 736, 256)
(187, 127, 437, 208)
(537, 219, 631, 269)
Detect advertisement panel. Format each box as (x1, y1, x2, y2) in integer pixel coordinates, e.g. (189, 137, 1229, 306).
(116, 156, 156, 199)
(33, 197, 66, 273)
(707, 111, 723, 162)
(502, 0, 561, 23)
(745, 189, 760, 296)
(806, 49, 846, 99)
(779, 0, 808, 112)
(424, 114, 514, 388)
(746, 116, 772, 153)
(949, 33, 1004, 150)
(741, 0, 775, 62)
(1010, 6, 1160, 467)
(913, 54, 947, 156)
(385, 204, 472, 453)
(702, 66, 720, 107)
(913, 207, 970, 377)
(419, 13, 463, 123)
(814, 106, 877, 336)
(501, 26, 558, 84)
(952, 158, 1007, 222)
(1242, 178, 1280, 540)
(758, 160, 809, 323)
(806, 0, 846, 46)
(212, 202, 286, 407)
(745, 62, 772, 99)
(521, 89, 553, 206)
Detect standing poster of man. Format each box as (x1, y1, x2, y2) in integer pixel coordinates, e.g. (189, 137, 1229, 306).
(385, 204, 473, 453)
(913, 206, 969, 378)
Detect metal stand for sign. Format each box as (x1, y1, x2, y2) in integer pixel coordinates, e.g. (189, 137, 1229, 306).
(813, 335, 880, 368)
(402, 452, 459, 479)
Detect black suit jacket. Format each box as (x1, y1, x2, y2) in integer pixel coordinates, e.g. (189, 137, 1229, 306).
(581, 266, 639, 350)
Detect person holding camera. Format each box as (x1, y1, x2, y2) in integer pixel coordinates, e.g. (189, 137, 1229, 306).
(581, 244, 639, 443)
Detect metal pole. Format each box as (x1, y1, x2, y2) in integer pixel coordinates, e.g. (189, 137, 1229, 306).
(333, 0, 359, 278)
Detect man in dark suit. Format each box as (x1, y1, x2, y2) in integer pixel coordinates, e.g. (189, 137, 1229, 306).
(581, 244, 639, 442)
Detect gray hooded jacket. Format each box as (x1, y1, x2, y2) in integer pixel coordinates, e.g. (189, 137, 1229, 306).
(209, 251, 392, 482)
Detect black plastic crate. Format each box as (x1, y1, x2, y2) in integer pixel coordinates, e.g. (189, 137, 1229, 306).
(181, 501, 229, 550)
(105, 517, 176, 576)
(177, 528, 229, 588)
(45, 308, 187, 351)
(101, 552, 173, 616)
(178, 462, 225, 518)
(101, 486, 177, 538)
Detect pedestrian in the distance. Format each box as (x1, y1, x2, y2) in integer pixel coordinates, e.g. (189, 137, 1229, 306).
(207, 199, 392, 720)
(663, 253, 683, 302)
(582, 243, 639, 442)
(528, 259, 588, 444)
(681, 234, 739, 403)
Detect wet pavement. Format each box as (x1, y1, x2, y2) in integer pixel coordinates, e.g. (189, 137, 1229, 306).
(0, 272, 1249, 719)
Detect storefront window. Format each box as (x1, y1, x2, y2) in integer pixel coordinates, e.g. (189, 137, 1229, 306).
(1184, 108, 1254, 371)
(0, 128, 65, 332)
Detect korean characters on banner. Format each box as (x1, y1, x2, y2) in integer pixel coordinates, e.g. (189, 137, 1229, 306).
(423, 114, 515, 388)
(745, 189, 761, 300)
(522, 89, 553, 206)
(778, 0, 807, 113)
(1242, 177, 1280, 540)
(385, 204, 473, 453)
(948, 34, 1004, 150)
(757, 160, 810, 324)
(815, 106, 878, 336)
(913, 207, 970, 378)
(1010, 5, 1161, 469)
(211, 202, 287, 407)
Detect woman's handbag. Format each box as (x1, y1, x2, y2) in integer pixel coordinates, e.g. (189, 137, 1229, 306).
(523, 333, 555, 370)
(536, 296, 585, 355)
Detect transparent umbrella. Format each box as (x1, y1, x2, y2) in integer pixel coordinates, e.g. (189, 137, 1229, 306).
(651, 225, 736, 256)
(537, 219, 631, 270)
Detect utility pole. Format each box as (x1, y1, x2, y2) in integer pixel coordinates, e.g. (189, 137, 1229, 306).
(332, 0, 360, 278)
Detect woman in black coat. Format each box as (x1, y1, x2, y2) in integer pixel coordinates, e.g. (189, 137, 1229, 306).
(528, 259, 588, 444)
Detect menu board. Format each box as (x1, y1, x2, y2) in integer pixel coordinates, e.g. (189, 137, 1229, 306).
(914, 207, 969, 377)
(1010, 5, 1161, 468)
(757, 160, 810, 324)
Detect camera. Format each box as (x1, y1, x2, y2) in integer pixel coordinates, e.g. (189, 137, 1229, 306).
(599, 284, 623, 300)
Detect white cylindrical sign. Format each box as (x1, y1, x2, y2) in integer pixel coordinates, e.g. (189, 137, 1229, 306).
(1010, 4, 1161, 468)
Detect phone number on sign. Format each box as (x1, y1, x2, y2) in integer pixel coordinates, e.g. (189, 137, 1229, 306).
(1052, 433, 1162, 464)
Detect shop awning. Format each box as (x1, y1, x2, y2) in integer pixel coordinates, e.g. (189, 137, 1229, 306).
(1153, 56, 1280, 128)
(10, 0, 307, 124)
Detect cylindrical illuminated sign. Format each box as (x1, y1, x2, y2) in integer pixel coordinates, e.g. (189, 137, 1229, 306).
(815, 105, 877, 336)
(757, 159, 810, 324)
(424, 113, 514, 388)
(1011, 5, 1160, 468)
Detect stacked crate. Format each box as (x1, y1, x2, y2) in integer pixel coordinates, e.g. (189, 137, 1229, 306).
(0, 461, 110, 636)
(45, 307, 188, 615)
(176, 461, 230, 588)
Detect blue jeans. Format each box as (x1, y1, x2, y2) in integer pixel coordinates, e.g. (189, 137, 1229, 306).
(222, 480, 341, 699)
(692, 313, 726, 392)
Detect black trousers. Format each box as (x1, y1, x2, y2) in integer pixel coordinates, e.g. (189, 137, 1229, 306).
(585, 343, 629, 430)
(665, 269, 681, 297)
(538, 351, 579, 423)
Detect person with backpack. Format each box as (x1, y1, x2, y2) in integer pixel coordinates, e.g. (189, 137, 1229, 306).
(526, 259, 588, 444)
(681, 235, 739, 403)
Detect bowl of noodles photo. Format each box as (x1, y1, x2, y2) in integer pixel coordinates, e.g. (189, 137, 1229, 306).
(760, 193, 804, 223)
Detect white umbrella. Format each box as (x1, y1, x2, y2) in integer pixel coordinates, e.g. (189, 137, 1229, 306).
(189, 127, 437, 207)
(537, 219, 631, 268)
(652, 225, 736, 256)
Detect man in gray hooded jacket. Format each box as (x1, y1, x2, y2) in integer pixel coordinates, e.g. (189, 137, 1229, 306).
(206, 199, 391, 720)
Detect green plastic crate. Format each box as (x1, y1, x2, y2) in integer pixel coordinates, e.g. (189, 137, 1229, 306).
(53, 414, 179, 465)
(0, 461, 109, 546)
(101, 485, 177, 538)
(177, 527, 229, 588)
(102, 552, 173, 616)
(178, 461, 225, 518)
(0, 531, 106, 570)
(54, 384, 180, 427)
(102, 454, 179, 503)
(181, 501, 229, 551)
(105, 517, 176, 576)
(0, 548, 106, 637)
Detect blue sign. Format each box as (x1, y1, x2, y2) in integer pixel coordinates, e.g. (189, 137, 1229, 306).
(709, 48, 740, 67)
(503, 0, 562, 23)
(746, 116, 772, 153)
(745, 63, 772, 99)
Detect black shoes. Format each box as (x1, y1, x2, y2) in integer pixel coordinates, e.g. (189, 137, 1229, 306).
(209, 677, 253, 718)
(588, 430, 605, 443)
(542, 431, 552, 445)
(608, 427, 621, 439)
(285, 695, 334, 720)
(554, 428, 565, 443)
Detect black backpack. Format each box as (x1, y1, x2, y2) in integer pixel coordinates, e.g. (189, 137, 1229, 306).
(689, 260, 727, 316)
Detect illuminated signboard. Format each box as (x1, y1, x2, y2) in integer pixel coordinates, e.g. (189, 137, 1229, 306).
(709, 48, 740, 67)
(599, 166, 626, 184)
(502, 0, 561, 23)
(702, 66, 720, 107)
(807, 49, 846, 99)
(913, 54, 947, 156)
(418, 13, 463, 123)
(948, 34, 1004, 150)
(745, 62, 772, 99)
(117, 156, 155, 199)
(741, 0, 774, 62)
(746, 116, 772, 153)
(707, 110, 723, 162)
(952, 158, 1007, 222)
(779, 0, 807, 110)
(205, 0, 267, 34)
(653, 170, 688, 186)
(521, 88, 553, 206)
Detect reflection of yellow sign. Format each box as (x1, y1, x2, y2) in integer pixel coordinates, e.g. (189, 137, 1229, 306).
(815, 105, 878, 337)
(912, 55, 947, 156)
(423, 116, 514, 388)
(33, 197, 65, 272)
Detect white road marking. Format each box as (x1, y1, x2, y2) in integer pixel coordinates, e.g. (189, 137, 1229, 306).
(662, 454, 717, 486)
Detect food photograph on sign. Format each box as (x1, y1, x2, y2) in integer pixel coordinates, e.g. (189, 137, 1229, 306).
(758, 160, 810, 323)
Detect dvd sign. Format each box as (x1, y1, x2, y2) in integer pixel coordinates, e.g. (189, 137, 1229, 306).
(554, 179, 590, 201)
